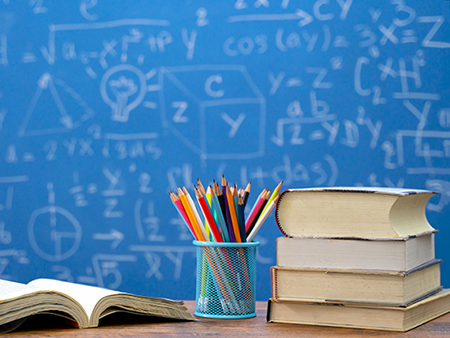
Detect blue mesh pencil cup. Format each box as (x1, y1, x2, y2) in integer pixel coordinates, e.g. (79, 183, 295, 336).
(194, 240, 260, 319)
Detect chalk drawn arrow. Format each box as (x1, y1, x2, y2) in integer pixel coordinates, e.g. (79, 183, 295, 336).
(295, 10, 314, 27)
(92, 229, 124, 250)
(227, 10, 313, 27)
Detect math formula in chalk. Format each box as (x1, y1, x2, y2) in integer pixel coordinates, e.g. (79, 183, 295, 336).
(0, 0, 449, 301)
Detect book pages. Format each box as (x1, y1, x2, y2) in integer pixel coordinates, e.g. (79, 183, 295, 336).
(28, 279, 120, 319)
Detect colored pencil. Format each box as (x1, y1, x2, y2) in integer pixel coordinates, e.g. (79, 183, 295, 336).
(247, 195, 280, 242)
(170, 176, 277, 245)
(197, 178, 206, 196)
(177, 186, 205, 241)
(197, 179, 211, 239)
(246, 188, 266, 218)
(222, 177, 236, 242)
(215, 181, 227, 225)
(195, 186, 223, 242)
(170, 192, 197, 239)
(226, 183, 242, 242)
(245, 190, 266, 232)
(242, 181, 251, 209)
(247, 190, 270, 236)
(237, 196, 247, 242)
(210, 186, 230, 242)
(183, 186, 209, 242)
(260, 180, 283, 219)
(233, 184, 239, 217)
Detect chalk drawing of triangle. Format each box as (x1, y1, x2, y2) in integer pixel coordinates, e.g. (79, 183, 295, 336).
(18, 73, 95, 137)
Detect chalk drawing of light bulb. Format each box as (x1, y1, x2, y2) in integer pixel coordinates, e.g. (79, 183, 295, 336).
(100, 64, 147, 122)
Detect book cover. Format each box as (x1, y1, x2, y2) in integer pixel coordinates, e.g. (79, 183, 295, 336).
(274, 187, 437, 239)
(271, 260, 442, 306)
(276, 233, 436, 272)
(267, 289, 450, 332)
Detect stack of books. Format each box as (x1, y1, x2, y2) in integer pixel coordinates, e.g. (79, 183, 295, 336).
(266, 187, 450, 332)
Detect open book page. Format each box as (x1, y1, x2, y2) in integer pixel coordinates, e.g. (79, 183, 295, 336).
(0, 279, 44, 301)
(0, 279, 88, 332)
(27, 279, 120, 320)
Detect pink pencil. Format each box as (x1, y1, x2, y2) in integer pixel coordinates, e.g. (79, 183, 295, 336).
(171, 193, 197, 240)
(245, 193, 266, 232)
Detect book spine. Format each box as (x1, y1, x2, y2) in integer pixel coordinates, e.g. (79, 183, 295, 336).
(274, 189, 290, 237)
(270, 266, 279, 300)
(266, 299, 274, 322)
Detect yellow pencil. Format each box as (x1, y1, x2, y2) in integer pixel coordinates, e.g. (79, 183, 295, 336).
(183, 186, 209, 242)
(260, 180, 283, 217)
(199, 178, 212, 239)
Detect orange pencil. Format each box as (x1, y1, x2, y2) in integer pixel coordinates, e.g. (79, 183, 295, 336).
(177, 186, 205, 241)
(197, 178, 206, 195)
(170, 192, 197, 239)
(183, 186, 209, 241)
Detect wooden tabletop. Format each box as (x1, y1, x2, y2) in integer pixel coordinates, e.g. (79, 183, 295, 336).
(7, 301, 450, 337)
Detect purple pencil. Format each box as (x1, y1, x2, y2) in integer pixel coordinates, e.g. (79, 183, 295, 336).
(222, 175, 235, 242)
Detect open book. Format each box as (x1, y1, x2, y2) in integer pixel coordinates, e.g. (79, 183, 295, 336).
(0, 278, 194, 333)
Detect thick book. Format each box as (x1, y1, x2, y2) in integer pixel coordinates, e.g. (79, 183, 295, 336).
(275, 187, 437, 239)
(271, 260, 442, 306)
(267, 289, 450, 332)
(0, 278, 194, 333)
(276, 233, 435, 272)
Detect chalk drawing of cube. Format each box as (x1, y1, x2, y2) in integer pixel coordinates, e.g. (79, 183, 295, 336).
(159, 65, 266, 160)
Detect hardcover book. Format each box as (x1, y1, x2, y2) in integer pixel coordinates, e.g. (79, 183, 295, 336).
(267, 289, 450, 332)
(276, 233, 435, 272)
(271, 260, 442, 306)
(275, 187, 437, 239)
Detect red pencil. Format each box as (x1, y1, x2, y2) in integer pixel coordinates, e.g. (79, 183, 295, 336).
(245, 191, 266, 232)
(170, 192, 197, 240)
(195, 186, 223, 242)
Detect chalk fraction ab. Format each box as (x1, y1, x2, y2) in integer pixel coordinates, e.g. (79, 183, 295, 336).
(267, 187, 450, 332)
(0, 278, 194, 333)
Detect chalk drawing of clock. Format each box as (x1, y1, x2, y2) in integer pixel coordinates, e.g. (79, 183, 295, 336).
(27, 183, 82, 261)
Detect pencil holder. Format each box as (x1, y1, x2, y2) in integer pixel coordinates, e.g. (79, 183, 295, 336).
(193, 240, 260, 319)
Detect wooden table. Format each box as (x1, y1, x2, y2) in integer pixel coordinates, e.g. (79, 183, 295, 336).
(7, 301, 450, 337)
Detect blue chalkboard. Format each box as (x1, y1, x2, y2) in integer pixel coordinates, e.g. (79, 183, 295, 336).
(0, 0, 449, 301)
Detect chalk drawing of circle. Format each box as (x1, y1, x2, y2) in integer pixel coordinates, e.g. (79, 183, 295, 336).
(100, 64, 147, 122)
(27, 206, 82, 262)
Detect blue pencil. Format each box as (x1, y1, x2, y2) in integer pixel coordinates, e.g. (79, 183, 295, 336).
(210, 186, 230, 242)
(238, 196, 247, 242)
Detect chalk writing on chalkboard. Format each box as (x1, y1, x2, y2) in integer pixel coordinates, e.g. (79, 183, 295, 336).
(0, 1, 448, 302)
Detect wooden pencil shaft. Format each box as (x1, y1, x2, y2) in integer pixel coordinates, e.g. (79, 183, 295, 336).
(245, 195, 266, 232)
(226, 184, 242, 242)
(173, 200, 197, 240)
(210, 186, 230, 242)
(196, 188, 223, 242)
(248, 191, 270, 234)
(178, 189, 204, 241)
(223, 192, 236, 242)
(247, 196, 279, 242)
(238, 198, 247, 242)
